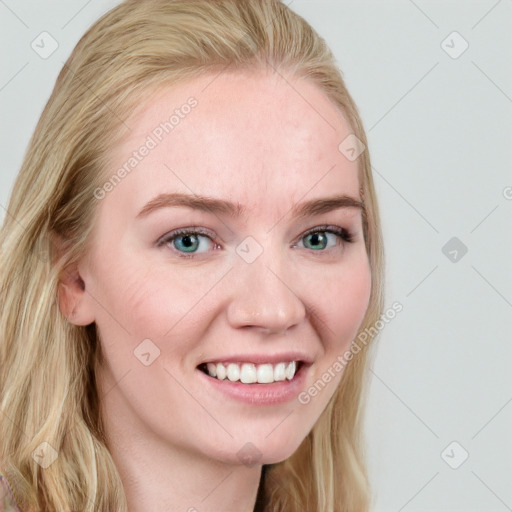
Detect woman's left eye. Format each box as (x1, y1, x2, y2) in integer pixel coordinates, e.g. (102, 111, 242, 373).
(156, 225, 355, 259)
(295, 226, 354, 251)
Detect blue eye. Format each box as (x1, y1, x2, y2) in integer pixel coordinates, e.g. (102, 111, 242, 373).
(297, 226, 354, 251)
(302, 231, 337, 251)
(156, 228, 216, 258)
(156, 225, 355, 259)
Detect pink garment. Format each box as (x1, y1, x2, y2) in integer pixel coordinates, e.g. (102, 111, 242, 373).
(0, 474, 21, 512)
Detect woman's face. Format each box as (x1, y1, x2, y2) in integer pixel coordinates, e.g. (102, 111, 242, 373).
(78, 69, 371, 465)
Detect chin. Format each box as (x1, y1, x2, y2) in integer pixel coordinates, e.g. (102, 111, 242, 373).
(229, 429, 308, 467)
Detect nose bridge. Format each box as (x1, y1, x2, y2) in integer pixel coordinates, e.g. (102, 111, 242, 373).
(226, 243, 305, 333)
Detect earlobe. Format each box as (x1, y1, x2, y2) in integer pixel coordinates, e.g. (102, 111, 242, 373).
(57, 265, 95, 326)
(52, 231, 95, 326)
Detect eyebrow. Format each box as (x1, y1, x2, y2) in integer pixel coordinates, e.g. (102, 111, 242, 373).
(136, 192, 364, 221)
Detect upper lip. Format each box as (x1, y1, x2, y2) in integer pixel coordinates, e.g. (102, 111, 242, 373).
(198, 352, 314, 366)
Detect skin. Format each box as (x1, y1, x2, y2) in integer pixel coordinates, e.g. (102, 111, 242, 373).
(58, 67, 371, 512)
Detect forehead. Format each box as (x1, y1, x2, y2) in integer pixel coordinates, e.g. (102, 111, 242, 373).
(104, 68, 362, 220)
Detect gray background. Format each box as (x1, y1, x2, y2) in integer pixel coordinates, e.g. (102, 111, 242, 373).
(1, 1, 511, 510)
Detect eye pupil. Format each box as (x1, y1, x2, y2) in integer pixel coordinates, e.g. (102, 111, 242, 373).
(182, 235, 193, 247)
(305, 232, 327, 250)
(175, 234, 199, 252)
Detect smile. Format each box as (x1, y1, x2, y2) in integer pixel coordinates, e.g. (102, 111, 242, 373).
(198, 361, 302, 384)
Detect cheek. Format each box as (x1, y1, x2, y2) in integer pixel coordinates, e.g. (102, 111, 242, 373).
(322, 258, 372, 350)
(299, 260, 371, 415)
(92, 257, 226, 380)
(91, 253, 197, 338)
(121, 267, 225, 342)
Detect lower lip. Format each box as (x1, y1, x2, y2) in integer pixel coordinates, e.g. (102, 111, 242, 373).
(196, 363, 309, 405)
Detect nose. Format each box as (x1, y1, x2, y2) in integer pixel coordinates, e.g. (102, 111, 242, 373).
(226, 255, 306, 335)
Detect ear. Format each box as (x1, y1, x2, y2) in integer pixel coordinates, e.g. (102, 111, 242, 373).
(52, 232, 96, 326)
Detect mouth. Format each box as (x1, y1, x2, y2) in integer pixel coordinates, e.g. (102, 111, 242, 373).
(197, 360, 305, 384)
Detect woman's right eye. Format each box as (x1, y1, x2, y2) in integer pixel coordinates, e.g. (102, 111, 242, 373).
(156, 228, 218, 259)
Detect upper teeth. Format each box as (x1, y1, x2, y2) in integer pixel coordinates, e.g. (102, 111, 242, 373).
(205, 361, 297, 384)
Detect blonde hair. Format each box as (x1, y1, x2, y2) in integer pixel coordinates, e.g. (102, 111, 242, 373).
(0, 1, 384, 510)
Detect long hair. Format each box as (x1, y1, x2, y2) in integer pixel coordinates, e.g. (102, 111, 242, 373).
(0, 1, 385, 510)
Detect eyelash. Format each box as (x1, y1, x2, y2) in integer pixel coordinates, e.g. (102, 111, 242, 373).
(156, 225, 355, 259)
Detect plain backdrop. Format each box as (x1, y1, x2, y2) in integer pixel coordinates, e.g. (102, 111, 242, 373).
(1, 1, 511, 511)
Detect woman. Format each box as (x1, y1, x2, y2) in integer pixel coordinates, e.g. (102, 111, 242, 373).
(0, 0, 384, 510)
